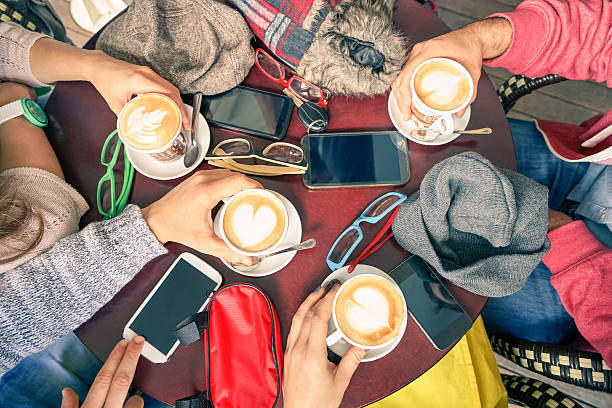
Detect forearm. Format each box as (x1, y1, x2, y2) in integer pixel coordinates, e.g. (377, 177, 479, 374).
(0, 116, 63, 178)
(463, 17, 512, 60)
(28, 37, 104, 84)
(0, 205, 167, 373)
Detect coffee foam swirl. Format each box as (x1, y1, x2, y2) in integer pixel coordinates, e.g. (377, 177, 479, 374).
(118, 94, 181, 151)
(335, 276, 404, 347)
(414, 61, 471, 112)
(223, 193, 286, 253)
(125, 107, 169, 145)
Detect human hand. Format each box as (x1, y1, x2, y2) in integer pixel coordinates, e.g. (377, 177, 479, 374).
(548, 209, 574, 232)
(60, 337, 145, 408)
(87, 52, 190, 129)
(392, 18, 512, 121)
(141, 169, 263, 265)
(0, 83, 36, 107)
(283, 285, 366, 408)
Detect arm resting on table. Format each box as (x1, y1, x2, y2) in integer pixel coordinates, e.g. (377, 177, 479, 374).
(543, 220, 612, 366)
(0, 205, 167, 373)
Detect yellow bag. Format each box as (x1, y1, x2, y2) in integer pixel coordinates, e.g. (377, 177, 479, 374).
(368, 317, 507, 408)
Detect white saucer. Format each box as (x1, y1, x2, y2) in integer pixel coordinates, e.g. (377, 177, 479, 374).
(321, 264, 408, 362)
(126, 104, 210, 180)
(388, 92, 471, 146)
(213, 192, 302, 277)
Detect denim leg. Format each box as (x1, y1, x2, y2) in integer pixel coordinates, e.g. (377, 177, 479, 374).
(481, 262, 579, 343)
(510, 118, 589, 209)
(0, 332, 170, 408)
(481, 119, 587, 343)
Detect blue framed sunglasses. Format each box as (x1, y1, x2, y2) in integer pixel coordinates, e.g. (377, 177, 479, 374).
(326, 192, 407, 271)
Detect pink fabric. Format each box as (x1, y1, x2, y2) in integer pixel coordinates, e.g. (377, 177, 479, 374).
(542, 221, 612, 366)
(485, 0, 612, 163)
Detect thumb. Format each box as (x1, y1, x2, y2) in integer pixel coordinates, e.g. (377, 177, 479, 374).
(204, 235, 253, 266)
(334, 346, 366, 390)
(60, 388, 79, 408)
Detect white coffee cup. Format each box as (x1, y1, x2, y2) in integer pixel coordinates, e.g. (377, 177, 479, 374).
(326, 273, 408, 351)
(217, 189, 289, 257)
(409, 58, 474, 128)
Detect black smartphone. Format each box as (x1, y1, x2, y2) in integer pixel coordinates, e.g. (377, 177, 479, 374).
(389, 256, 473, 350)
(202, 85, 293, 140)
(301, 131, 410, 188)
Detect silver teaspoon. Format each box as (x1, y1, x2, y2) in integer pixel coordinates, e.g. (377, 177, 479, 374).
(183, 92, 203, 168)
(231, 238, 317, 272)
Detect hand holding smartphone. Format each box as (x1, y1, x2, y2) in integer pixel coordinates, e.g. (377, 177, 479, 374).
(123, 253, 222, 363)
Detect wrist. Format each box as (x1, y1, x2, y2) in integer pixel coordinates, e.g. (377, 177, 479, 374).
(80, 50, 111, 83)
(141, 205, 169, 245)
(469, 17, 512, 60)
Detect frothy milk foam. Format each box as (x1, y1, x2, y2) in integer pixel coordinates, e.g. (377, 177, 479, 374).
(335, 275, 404, 347)
(223, 192, 286, 253)
(414, 60, 471, 112)
(118, 94, 181, 151)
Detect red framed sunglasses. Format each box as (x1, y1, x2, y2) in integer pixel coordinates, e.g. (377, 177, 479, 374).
(255, 48, 330, 108)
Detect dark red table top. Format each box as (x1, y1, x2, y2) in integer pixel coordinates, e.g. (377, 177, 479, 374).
(44, 1, 515, 406)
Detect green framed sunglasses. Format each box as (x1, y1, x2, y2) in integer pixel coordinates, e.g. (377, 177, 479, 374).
(96, 130, 135, 219)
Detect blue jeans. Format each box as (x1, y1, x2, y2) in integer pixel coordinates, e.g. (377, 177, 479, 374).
(482, 118, 589, 344)
(0, 332, 170, 408)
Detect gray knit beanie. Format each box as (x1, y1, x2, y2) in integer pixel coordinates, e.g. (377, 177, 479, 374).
(96, 0, 253, 95)
(392, 152, 551, 297)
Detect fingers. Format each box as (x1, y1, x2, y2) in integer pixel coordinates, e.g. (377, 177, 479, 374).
(82, 340, 129, 408)
(103, 336, 145, 408)
(207, 172, 263, 202)
(204, 234, 253, 265)
(60, 388, 79, 408)
(124, 396, 144, 408)
(286, 286, 325, 349)
(334, 346, 366, 391)
(307, 285, 339, 353)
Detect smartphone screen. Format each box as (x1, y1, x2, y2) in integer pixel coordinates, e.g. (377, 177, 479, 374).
(302, 132, 409, 187)
(389, 256, 473, 349)
(204, 86, 292, 139)
(129, 258, 219, 356)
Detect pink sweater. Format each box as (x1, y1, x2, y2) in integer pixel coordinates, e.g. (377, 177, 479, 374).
(485, 0, 612, 364)
(543, 221, 612, 366)
(486, 0, 612, 164)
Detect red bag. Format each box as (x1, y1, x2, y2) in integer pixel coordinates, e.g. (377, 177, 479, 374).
(175, 283, 283, 408)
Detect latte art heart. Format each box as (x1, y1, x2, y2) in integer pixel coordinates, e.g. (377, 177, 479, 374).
(223, 192, 287, 253)
(335, 275, 405, 347)
(232, 204, 277, 248)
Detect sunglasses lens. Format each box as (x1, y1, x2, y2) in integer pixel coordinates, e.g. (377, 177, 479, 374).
(328, 228, 360, 264)
(102, 133, 120, 165)
(257, 51, 283, 80)
(288, 78, 323, 104)
(363, 195, 403, 218)
(214, 140, 251, 156)
(264, 144, 303, 164)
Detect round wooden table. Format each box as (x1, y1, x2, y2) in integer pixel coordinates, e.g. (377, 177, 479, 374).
(44, 1, 516, 406)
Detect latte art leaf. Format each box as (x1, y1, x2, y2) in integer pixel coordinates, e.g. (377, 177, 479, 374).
(125, 107, 169, 144)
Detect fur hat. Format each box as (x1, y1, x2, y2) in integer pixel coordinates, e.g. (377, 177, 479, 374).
(96, 0, 253, 95)
(229, 0, 409, 96)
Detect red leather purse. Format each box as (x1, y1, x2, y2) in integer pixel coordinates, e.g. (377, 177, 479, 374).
(175, 283, 283, 408)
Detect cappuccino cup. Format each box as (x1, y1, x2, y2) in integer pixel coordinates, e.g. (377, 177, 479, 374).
(327, 274, 407, 350)
(117, 93, 186, 162)
(218, 189, 289, 256)
(410, 58, 474, 128)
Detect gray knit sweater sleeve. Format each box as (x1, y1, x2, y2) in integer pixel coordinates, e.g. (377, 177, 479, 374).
(0, 205, 168, 373)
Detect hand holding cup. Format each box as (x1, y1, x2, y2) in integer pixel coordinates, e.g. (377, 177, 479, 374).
(141, 169, 263, 265)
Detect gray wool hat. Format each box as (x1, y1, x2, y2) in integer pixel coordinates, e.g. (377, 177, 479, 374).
(392, 152, 551, 297)
(96, 0, 253, 95)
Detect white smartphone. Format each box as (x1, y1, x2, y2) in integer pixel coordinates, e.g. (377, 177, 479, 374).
(123, 253, 222, 363)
